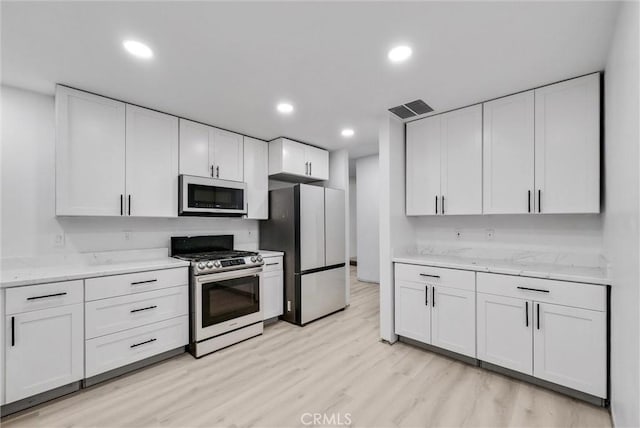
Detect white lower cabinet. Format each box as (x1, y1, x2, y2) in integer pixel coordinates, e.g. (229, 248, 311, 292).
(5, 304, 84, 403)
(85, 316, 188, 377)
(394, 264, 475, 356)
(431, 286, 476, 358)
(533, 302, 606, 397)
(476, 293, 533, 375)
(395, 280, 431, 344)
(262, 256, 284, 320)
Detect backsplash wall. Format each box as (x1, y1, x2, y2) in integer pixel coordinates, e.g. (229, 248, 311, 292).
(1, 85, 259, 259)
(408, 214, 604, 266)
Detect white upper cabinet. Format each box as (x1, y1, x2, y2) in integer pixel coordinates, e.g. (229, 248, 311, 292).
(269, 138, 329, 182)
(125, 105, 179, 217)
(405, 105, 482, 216)
(178, 119, 210, 177)
(483, 91, 535, 214)
(56, 86, 126, 216)
(243, 136, 269, 219)
(211, 128, 244, 181)
(406, 115, 441, 215)
(441, 104, 483, 215)
(535, 73, 600, 213)
(179, 119, 244, 181)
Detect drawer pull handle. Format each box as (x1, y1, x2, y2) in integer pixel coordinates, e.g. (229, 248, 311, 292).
(130, 338, 157, 348)
(265, 263, 280, 266)
(26, 292, 68, 301)
(130, 305, 158, 313)
(419, 274, 440, 279)
(516, 286, 549, 293)
(131, 279, 158, 286)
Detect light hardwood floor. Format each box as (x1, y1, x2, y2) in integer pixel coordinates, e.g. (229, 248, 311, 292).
(2, 268, 611, 428)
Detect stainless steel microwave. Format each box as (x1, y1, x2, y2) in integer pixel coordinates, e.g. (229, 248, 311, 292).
(179, 175, 247, 216)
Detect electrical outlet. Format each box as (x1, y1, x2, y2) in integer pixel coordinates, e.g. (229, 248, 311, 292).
(124, 231, 132, 241)
(486, 229, 495, 241)
(53, 233, 65, 248)
(455, 229, 462, 240)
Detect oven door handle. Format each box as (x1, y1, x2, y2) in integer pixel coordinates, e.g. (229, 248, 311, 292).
(195, 267, 263, 284)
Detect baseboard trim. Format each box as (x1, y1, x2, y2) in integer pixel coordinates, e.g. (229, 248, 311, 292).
(1, 381, 81, 417)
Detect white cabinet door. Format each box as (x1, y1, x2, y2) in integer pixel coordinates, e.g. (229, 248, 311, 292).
(125, 105, 179, 217)
(262, 270, 284, 320)
(211, 128, 243, 181)
(299, 184, 325, 271)
(431, 285, 476, 358)
(5, 304, 84, 403)
(533, 302, 606, 397)
(534, 73, 600, 213)
(305, 146, 329, 180)
(483, 91, 535, 214)
(406, 115, 441, 215)
(477, 293, 532, 375)
(55, 86, 126, 216)
(395, 280, 431, 344)
(243, 137, 269, 219)
(179, 119, 211, 177)
(324, 188, 346, 266)
(441, 104, 483, 215)
(281, 139, 307, 176)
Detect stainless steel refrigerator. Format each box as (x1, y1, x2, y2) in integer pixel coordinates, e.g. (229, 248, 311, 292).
(260, 184, 346, 325)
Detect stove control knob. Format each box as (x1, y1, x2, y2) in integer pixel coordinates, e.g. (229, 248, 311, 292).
(257, 255, 263, 262)
(197, 263, 206, 270)
(250, 256, 257, 263)
(206, 261, 214, 269)
(213, 260, 221, 268)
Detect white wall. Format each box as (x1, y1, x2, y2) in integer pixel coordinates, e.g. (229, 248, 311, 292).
(603, 3, 640, 427)
(356, 155, 380, 283)
(378, 114, 414, 342)
(349, 176, 357, 259)
(324, 149, 351, 304)
(1, 85, 259, 260)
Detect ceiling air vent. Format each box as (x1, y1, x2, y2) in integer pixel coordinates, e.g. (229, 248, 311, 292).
(388, 99, 434, 119)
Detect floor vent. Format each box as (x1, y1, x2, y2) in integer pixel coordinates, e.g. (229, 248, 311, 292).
(389, 99, 434, 119)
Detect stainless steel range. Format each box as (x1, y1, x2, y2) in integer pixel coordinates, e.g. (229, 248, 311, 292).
(171, 235, 264, 358)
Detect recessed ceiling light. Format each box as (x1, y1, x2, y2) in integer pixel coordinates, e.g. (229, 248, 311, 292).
(277, 102, 294, 114)
(388, 45, 412, 63)
(123, 40, 153, 59)
(341, 128, 355, 137)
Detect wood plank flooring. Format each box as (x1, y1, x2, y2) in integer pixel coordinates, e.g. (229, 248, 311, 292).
(2, 268, 611, 427)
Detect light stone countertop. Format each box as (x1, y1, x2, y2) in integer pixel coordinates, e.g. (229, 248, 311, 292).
(257, 250, 285, 257)
(392, 253, 610, 286)
(1, 249, 190, 288)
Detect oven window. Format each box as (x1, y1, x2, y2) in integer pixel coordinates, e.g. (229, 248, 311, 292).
(201, 275, 260, 327)
(188, 183, 244, 210)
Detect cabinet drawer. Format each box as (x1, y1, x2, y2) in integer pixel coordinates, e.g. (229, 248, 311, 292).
(477, 273, 606, 311)
(394, 263, 475, 291)
(85, 267, 188, 301)
(85, 286, 188, 339)
(85, 315, 188, 377)
(6, 280, 83, 315)
(263, 257, 283, 273)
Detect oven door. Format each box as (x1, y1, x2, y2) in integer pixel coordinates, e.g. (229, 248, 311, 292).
(179, 175, 247, 216)
(194, 267, 263, 341)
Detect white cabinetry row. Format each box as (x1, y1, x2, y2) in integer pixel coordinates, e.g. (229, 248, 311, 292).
(269, 138, 329, 182)
(55, 86, 269, 219)
(406, 73, 600, 215)
(2, 267, 189, 406)
(394, 263, 607, 399)
(261, 256, 284, 320)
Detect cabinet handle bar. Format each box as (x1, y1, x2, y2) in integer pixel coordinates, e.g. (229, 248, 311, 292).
(27, 292, 68, 301)
(131, 279, 158, 286)
(130, 338, 157, 348)
(130, 305, 158, 313)
(517, 286, 549, 293)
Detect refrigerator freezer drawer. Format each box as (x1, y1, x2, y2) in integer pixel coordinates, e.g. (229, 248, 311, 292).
(300, 266, 347, 325)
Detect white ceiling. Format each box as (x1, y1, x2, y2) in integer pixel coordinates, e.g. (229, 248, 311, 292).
(1, 1, 619, 158)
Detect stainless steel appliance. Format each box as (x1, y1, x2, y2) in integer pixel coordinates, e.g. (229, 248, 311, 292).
(171, 235, 264, 358)
(260, 184, 346, 326)
(178, 175, 247, 217)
